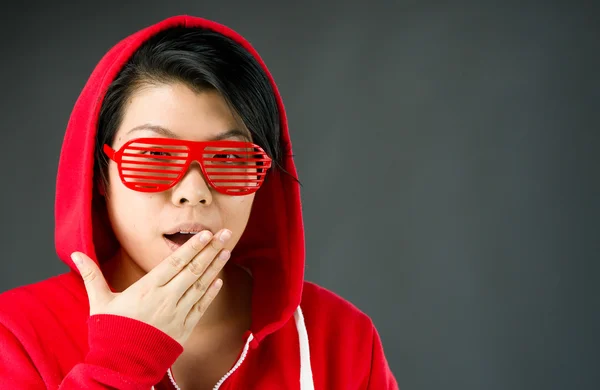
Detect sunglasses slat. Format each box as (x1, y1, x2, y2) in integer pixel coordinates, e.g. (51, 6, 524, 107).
(211, 179, 263, 183)
(208, 172, 263, 176)
(122, 160, 186, 168)
(121, 166, 182, 173)
(123, 176, 178, 182)
(204, 164, 265, 169)
(122, 153, 188, 161)
(126, 146, 189, 153)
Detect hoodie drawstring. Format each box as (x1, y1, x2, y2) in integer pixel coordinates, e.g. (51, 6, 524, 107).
(294, 305, 315, 390)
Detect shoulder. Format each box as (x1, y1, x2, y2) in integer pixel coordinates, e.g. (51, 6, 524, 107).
(300, 281, 376, 334)
(299, 282, 385, 387)
(0, 271, 87, 331)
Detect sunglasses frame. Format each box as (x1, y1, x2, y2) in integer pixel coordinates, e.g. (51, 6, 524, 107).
(103, 137, 273, 195)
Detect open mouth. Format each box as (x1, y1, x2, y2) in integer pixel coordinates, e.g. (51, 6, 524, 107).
(163, 233, 196, 246)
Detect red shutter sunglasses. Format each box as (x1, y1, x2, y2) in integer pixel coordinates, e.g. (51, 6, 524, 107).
(103, 137, 272, 196)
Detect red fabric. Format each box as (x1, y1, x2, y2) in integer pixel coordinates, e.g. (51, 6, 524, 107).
(0, 15, 398, 389)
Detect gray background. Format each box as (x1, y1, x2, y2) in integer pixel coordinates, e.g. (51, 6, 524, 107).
(1, 1, 598, 389)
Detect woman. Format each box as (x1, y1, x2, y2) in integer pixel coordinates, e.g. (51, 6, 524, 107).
(0, 15, 398, 389)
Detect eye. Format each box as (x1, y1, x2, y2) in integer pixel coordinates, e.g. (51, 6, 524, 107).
(142, 150, 171, 157)
(214, 153, 241, 161)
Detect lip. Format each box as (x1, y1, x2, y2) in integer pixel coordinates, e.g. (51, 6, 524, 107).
(163, 222, 214, 235)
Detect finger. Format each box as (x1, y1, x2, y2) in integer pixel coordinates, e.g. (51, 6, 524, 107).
(146, 230, 213, 286)
(184, 278, 224, 328)
(177, 248, 231, 311)
(167, 229, 231, 297)
(71, 252, 112, 313)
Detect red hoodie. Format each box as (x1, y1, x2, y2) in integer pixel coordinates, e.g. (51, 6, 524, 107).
(0, 15, 398, 390)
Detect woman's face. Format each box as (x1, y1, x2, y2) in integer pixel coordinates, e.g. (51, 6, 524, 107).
(103, 82, 255, 275)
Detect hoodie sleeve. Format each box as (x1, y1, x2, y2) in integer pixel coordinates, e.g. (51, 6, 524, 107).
(367, 325, 400, 390)
(0, 323, 46, 389)
(0, 315, 183, 389)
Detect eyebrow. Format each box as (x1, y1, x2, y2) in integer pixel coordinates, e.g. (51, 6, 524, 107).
(126, 124, 252, 142)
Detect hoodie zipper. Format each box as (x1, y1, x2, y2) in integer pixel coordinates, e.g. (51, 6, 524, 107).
(153, 333, 254, 390)
(211, 333, 253, 389)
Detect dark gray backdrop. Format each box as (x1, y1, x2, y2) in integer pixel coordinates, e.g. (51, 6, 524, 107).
(1, 1, 598, 389)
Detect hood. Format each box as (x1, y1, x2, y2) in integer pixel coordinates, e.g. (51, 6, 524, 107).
(54, 15, 305, 347)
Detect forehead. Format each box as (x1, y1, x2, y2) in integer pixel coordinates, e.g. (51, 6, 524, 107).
(113, 83, 250, 146)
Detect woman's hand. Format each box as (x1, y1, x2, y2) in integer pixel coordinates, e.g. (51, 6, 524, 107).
(71, 229, 231, 346)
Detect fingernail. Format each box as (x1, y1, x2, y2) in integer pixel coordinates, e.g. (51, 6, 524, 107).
(71, 253, 82, 266)
(199, 231, 212, 244)
(220, 229, 232, 243)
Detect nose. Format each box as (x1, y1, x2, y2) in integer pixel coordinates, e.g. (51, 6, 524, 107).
(170, 161, 213, 206)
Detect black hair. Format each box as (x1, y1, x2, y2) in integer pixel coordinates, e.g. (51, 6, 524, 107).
(94, 26, 298, 192)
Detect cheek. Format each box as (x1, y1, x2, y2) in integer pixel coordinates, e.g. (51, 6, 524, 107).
(229, 194, 254, 217)
(106, 172, 161, 236)
(221, 194, 255, 235)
